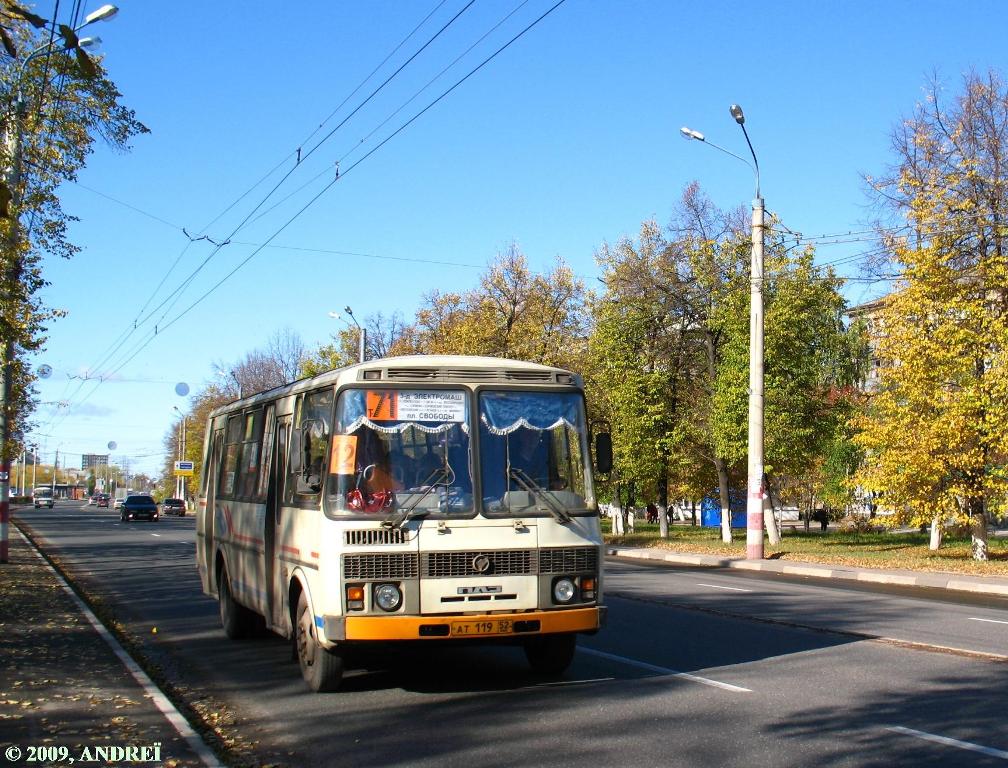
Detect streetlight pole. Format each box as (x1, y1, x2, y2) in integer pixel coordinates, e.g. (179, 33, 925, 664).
(681, 103, 765, 560)
(344, 306, 366, 364)
(0, 4, 119, 562)
(173, 406, 187, 501)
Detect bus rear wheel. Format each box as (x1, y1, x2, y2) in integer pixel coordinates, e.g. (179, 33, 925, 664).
(295, 591, 343, 692)
(219, 565, 256, 639)
(524, 633, 576, 676)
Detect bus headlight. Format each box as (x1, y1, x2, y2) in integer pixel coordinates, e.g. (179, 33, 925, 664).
(553, 577, 576, 604)
(374, 583, 402, 612)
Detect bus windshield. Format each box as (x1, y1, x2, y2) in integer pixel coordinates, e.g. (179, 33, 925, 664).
(478, 390, 593, 516)
(327, 389, 474, 517)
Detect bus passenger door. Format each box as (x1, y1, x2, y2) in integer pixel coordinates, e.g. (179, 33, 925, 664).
(203, 430, 223, 593)
(266, 415, 290, 631)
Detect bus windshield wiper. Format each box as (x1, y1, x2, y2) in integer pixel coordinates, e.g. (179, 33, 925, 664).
(382, 466, 450, 530)
(507, 467, 571, 524)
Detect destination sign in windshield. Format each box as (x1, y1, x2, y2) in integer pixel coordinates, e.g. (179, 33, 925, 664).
(366, 390, 466, 422)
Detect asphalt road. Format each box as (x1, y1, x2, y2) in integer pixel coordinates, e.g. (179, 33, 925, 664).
(15, 500, 1008, 768)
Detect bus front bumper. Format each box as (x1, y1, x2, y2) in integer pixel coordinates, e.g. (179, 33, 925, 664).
(323, 605, 606, 643)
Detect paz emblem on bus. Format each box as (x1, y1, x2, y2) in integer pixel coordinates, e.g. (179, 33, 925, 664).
(458, 585, 503, 595)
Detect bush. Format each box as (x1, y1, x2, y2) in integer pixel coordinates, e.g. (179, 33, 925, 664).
(840, 514, 884, 533)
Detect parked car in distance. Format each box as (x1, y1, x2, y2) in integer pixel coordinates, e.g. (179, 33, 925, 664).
(121, 494, 159, 522)
(96, 493, 110, 508)
(113, 497, 125, 510)
(161, 498, 186, 516)
(33, 487, 54, 509)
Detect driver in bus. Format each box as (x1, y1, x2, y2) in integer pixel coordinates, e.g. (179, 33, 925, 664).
(510, 427, 564, 490)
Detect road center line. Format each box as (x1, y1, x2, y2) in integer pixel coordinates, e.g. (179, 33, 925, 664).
(578, 646, 751, 693)
(969, 617, 1008, 626)
(697, 583, 752, 592)
(151, 533, 161, 537)
(886, 725, 1008, 760)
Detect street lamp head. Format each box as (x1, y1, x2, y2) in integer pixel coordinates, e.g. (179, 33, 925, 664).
(343, 306, 354, 316)
(730, 104, 745, 125)
(77, 36, 101, 50)
(680, 126, 704, 141)
(326, 311, 340, 319)
(84, 4, 118, 24)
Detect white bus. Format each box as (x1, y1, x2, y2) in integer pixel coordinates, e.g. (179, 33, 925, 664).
(197, 355, 612, 691)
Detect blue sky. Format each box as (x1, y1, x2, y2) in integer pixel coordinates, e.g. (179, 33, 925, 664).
(26, 0, 1008, 477)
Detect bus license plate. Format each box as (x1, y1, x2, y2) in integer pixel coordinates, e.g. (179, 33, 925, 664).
(451, 619, 513, 636)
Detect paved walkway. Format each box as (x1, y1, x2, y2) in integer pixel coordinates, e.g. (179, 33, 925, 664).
(0, 522, 218, 767)
(606, 545, 1008, 597)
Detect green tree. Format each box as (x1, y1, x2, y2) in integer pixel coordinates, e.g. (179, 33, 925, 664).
(591, 185, 862, 544)
(1, 7, 148, 459)
(591, 186, 747, 543)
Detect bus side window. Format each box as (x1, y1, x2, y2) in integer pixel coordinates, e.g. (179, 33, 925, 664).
(290, 387, 333, 500)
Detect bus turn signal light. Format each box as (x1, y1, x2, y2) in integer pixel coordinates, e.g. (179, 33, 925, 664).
(581, 577, 596, 600)
(347, 585, 365, 611)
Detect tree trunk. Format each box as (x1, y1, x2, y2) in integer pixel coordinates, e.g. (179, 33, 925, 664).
(658, 455, 669, 538)
(691, 499, 697, 526)
(970, 497, 988, 561)
(715, 457, 732, 543)
(763, 493, 780, 546)
(928, 514, 943, 551)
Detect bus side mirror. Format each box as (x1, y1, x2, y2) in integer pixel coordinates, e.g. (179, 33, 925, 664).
(289, 429, 303, 474)
(594, 433, 613, 474)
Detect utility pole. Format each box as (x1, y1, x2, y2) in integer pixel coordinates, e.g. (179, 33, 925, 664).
(680, 103, 768, 559)
(745, 194, 766, 560)
(730, 103, 766, 561)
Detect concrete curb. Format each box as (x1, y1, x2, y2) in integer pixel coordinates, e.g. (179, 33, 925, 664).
(606, 546, 1008, 598)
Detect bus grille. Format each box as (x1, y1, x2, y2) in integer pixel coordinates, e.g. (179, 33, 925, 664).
(343, 553, 418, 580)
(539, 547, 598, 574)
(422, 550, 535, 577)
(344, 529, 409, 546)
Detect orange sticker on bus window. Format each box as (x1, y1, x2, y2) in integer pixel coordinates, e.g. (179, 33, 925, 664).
(366, 391, 397, 420)
(330, 435, 357, 475)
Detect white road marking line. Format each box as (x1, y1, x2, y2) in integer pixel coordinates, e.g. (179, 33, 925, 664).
(534, 677, 616, 688)
(151, 533, 161, 537)
(578, 646, 751, 693)
(14, 527, 221, 767)
(697, 582, 752, 592)
(886, 725, 1008, 760)
(969, 617, 1008, 626)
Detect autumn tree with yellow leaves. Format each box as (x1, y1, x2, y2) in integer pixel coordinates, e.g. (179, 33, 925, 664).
(394, 244, 590, 371)
(856, 71, 1008, 560)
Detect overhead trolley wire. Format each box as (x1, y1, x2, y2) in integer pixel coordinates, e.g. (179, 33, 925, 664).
(67, 0, 471, 392)
(87, 0, 571, 389)
(248, 0, 533, 228)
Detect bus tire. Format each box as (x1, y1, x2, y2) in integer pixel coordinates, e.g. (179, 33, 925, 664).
(296, 591, 343, 692)
(524, 633, 576, 676)
(219, 565, 256, 639)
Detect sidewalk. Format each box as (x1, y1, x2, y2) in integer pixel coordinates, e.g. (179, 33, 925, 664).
(0, 521, 217, 767)
(606, 544, 1008, 597)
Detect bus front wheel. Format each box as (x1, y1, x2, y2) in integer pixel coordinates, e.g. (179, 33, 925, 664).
(524, 633, 576, 676)
(295, 591, 343, 692)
